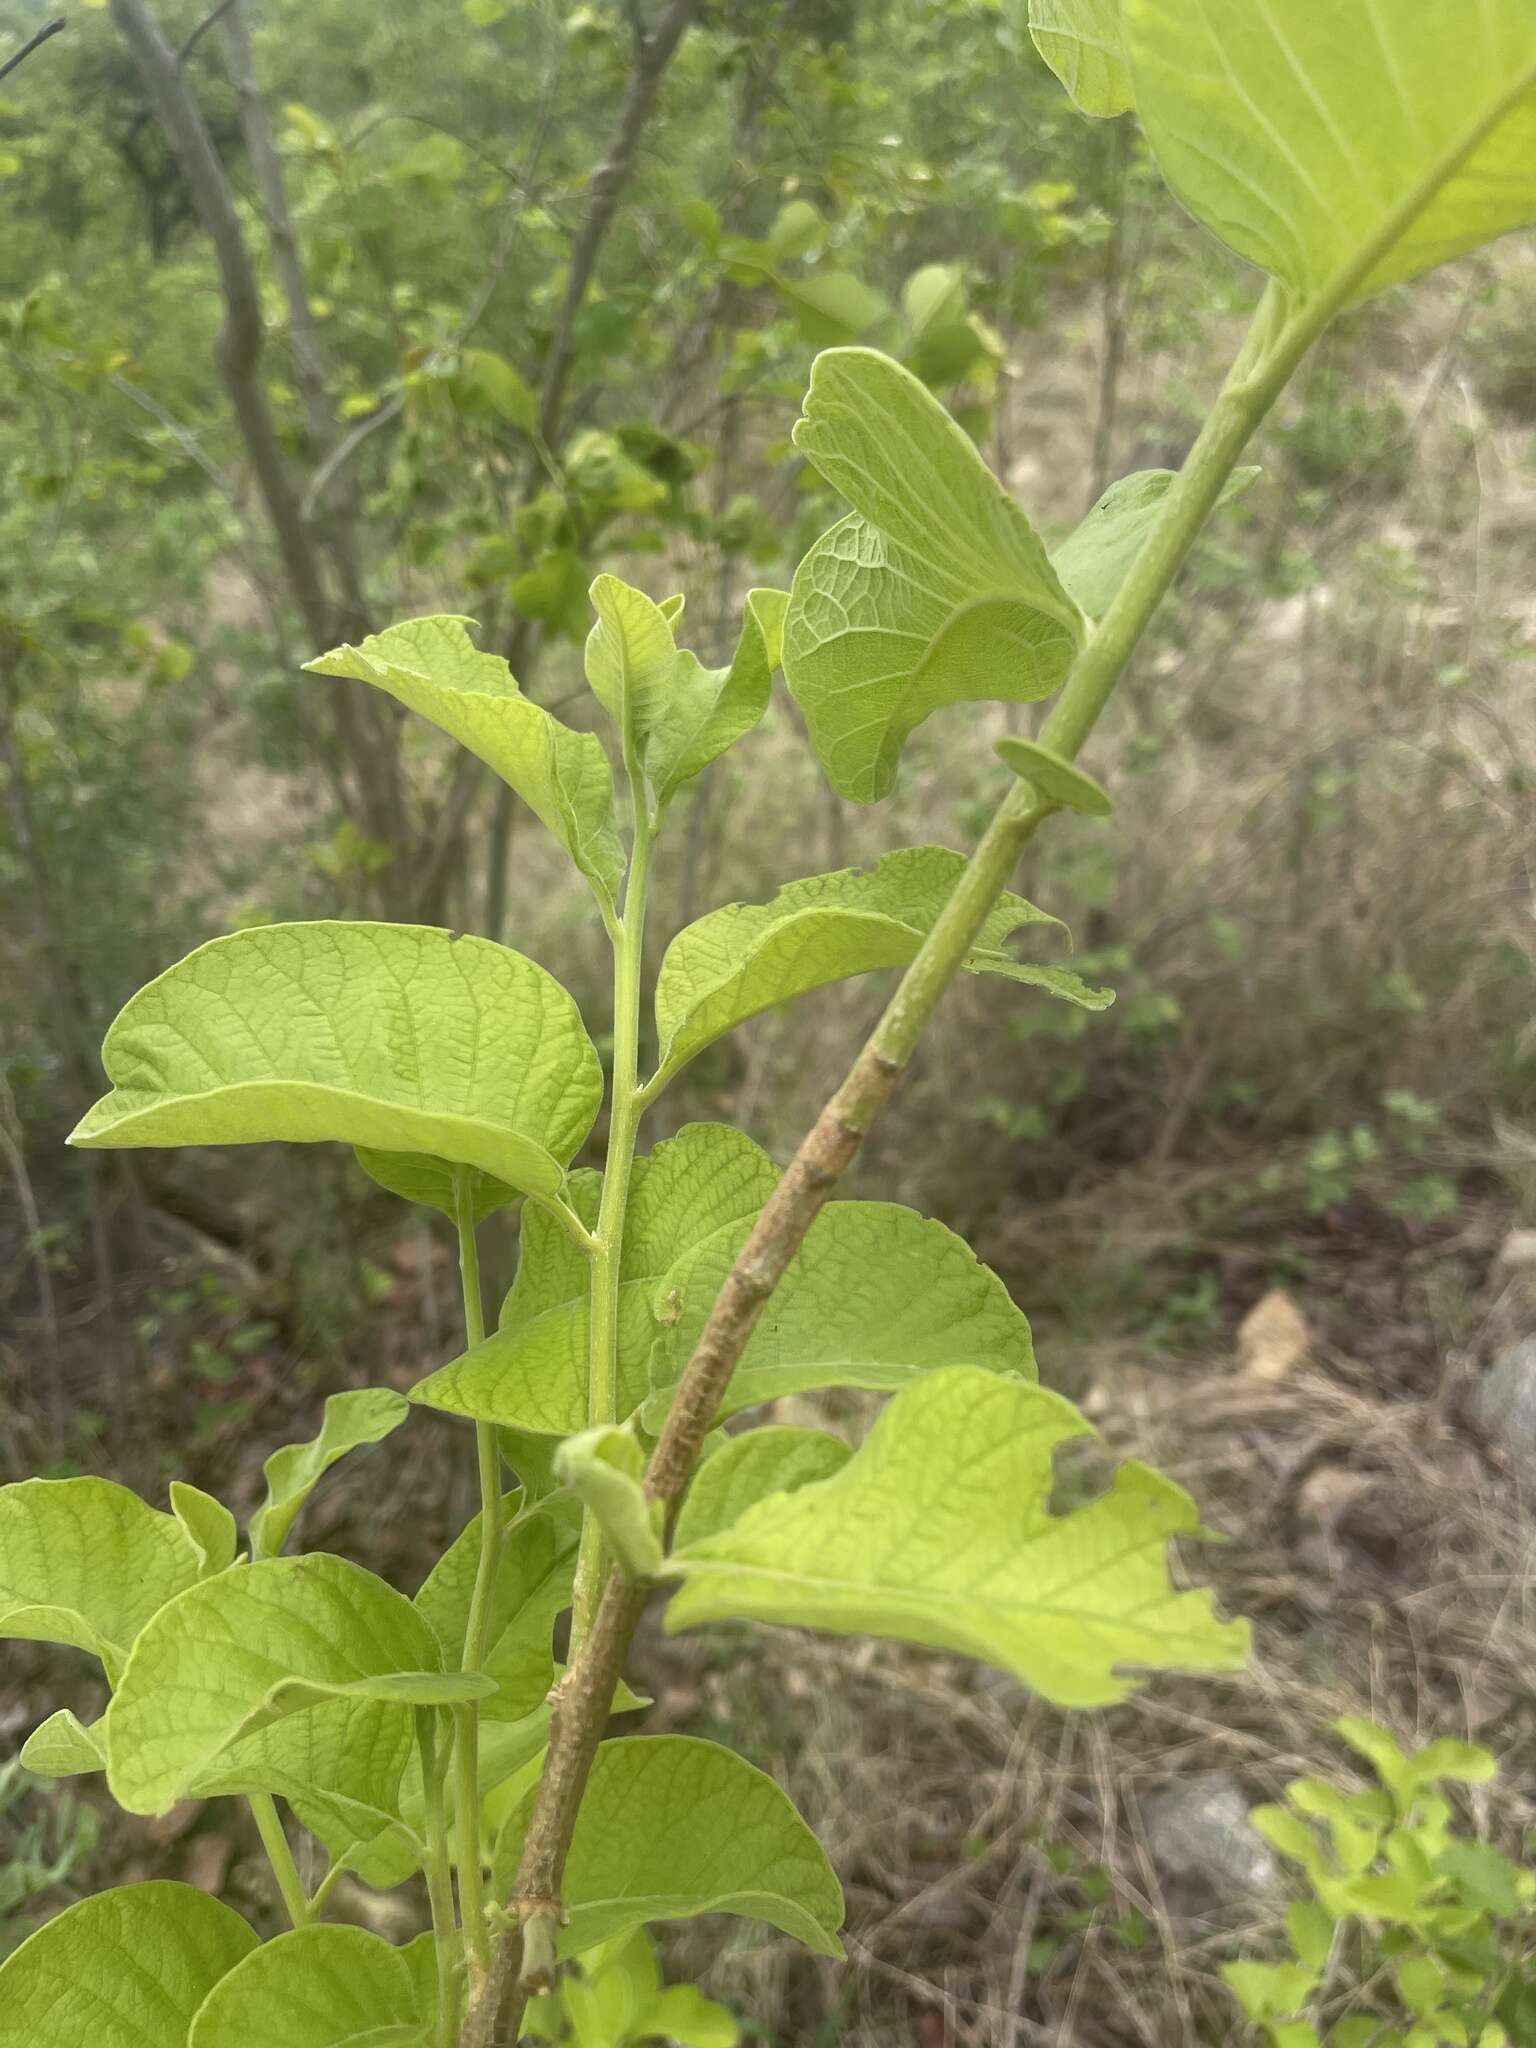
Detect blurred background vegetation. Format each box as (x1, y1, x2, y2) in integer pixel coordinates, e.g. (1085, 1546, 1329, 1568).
(1, 0, 1533, 2039)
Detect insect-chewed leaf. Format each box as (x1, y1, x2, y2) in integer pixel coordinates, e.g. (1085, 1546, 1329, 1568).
(187, 1923, 428, 2048)
(1050, 466, 1259, 622)
(492, 1735, 844, 1957)
(0, 1477, 206, 1684)
(104, 1553, 471, 1815)
(674, 1428, 852, 1551)
(652, 846, 1077, 1082)
(666, 1368, 1250, 1705)
(250, 1388, 410, 1560)
(304, 615, 624, 912)
(1028, 0, 1133, 116)
(69, 923, 601, 1202)
(169, 1482, 239, 1578)
(645, 1201, 1036, 1431)
(1126, 0, 1536, 307)
(20, 1708, 107, 1778)
(412, 1124, 779, 1435)
(783, 349, 1084, 801)
(414, 1492, 579, 1719)
(0, 1883, 258, 2048)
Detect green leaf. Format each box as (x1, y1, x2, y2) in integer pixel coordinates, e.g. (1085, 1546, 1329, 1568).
(105, 1553, 478, 1814)
(492, 1735, 844, 1956)
(772, 271, 889, 345)
(644, 588, 787, 801)
(1028, 0, 1133, 116)
(647, 1202, 1036, 1429)
(1220, 1959, 1317, 2022)
(667, 1368, 1248, 1705)
(1126, 0, 1536, 307)
(783, 349, 1084, 801)
(1437, 1840, 1522, 1916)
(675, 1428, 853, 1551)
(71, 923, 602, 1202)
(20, 1709, 107, 1778)
(994, 739, 1112, 816)
(653, 845, 1084, 1081)
(415, 1493, 579, 1720)
(170, 1482, 239, 1577)
(305, 618, 623, 912)
(1287, 1899, 1336, 1970)
(412, 1124, 779, 1436)
(250, 1388, 410, 1560)
(1050, 467, 1259, 621)
(0, 1477, 205, 1683)
(0, 1883, 258, 2048)
(554, 1426, 664, 1583)
(585, 574, 681, 754)
(353, 1148, 518, 1224)
(187, 1924, 426, 2048)
(640, 1984, 740, 2048)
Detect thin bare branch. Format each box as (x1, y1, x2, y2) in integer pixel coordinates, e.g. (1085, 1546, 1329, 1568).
(0, 16, 65, 86)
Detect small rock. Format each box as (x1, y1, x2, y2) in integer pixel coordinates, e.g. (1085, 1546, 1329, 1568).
(1468, 1337, 1536, 1476)
(1142, 1771, 1282, 1916)
(1238, 1289, 1311, 1382)
(1497, 1229, 1536, 1271)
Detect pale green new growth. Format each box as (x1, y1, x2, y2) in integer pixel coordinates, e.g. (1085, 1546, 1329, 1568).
(554, 1426, 665, 1583)
(0, 1477, 208, 1683)
(1052, 467, 1259, 622)
(586, 576, 787, 801)
(250, 1388, 411, 1560)
(20, 1708, 107, 1778)
(70, 922, 602, 1202)
(783, 349, 1085, 801)
(411, 1125, 780, 1435)
(524, 1931, 739, 2048)
(1127, 0, 1536, 306)
(673, 1428, 853, 1551)
(667, 1369, 1249, 1704)
(414, 1493, 579, 1720)
(492, 1736, 845, 1957)
(105, 1553, 482, 1814)
(169, 1481, 239, 1577)
(1027, 0, 1134, 116)
(304, 616, 625, 914)
(187, 1923, 430, 2048)
(645, 1201, 1037, 1429)
(653, 845, 1102, 1082)
(0, 1884, 258, 2048)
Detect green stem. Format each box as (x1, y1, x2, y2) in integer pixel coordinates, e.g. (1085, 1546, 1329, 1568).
(569, 763, 657, 1654)
(416, 1710, 462, 2048)
(451, 1170, 496, 1987)
(248, 1792, 310, 1929)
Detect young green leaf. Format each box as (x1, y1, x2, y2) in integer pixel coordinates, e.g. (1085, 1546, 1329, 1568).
(304, 616, 624, 913)
(666, 1368, 1249, 1704)
(646, 1201, 1036, 1429)
(169, 1482, 239, 1578)
(202, 1694, 417, 1868)
(652, 846, 1089, 1083)
(187, 1923, 427, 2048)
(1050, 466, 1260, 622)
(1028, 0, 1133, 116)
(783, 349, 1084, 801)
(492, 1735, 844, 1957)
(0, 1883, 258, 2048)
(70, 923, 602, 1202)
(0, 1477, 206, 1684)
(994, 739, 1112, 817)
(20, 1708, 107, 1778)
(412, 1124, 779, 1436)
(249, 1388, 411, 1560)
(585, 574, 682, 755)
(105, 1553, 481, 1814)
(1126, 0, 1536, 308)
(674, 1427, 852, 1551)
(643, 587, 787, 801)
(353, 1148, 519, 1224)
(554, 1425, 665, 1582)
(414, 1492, 579, 1719)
